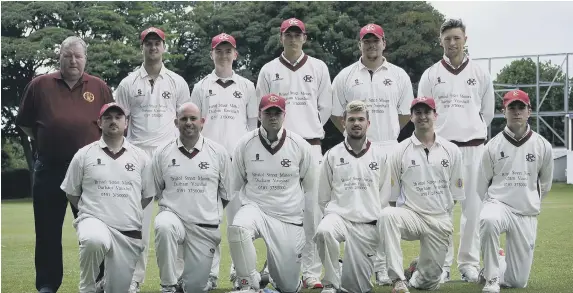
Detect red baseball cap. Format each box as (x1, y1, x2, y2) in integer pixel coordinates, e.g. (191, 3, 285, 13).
(259, 94, 286, 112)
(410, 97, 436, 110)
(140, 27, 166, 42)
(360, 24, 384, 40)
(211, 33, 237, 49)
(503, 89, 531, 107)
(99, 102, 126, 118)
(280, 18, 306, 33)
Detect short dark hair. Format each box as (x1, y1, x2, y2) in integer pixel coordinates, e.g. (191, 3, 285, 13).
(440, 18, 466, 35)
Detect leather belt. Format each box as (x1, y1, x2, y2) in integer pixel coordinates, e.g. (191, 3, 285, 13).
(197, 223, 219, 229)
(120, 230, 142, 239)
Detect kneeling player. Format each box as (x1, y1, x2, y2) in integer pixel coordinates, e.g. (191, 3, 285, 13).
(152, 102, 232, 293)
(379, 97, 465, 293)
(228, 94, 318, 293)
(315, 100, 391, 293)
(61, 103, 155, 293)
(477, 90, 553, 293)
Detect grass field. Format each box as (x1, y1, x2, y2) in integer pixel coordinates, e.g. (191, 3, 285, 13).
(2, 184, 573, 293)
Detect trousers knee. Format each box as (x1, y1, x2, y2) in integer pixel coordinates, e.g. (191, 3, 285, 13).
(480, 215, 501, 234)
(80, 235, 106, 253)
(228, 225, 252, 243)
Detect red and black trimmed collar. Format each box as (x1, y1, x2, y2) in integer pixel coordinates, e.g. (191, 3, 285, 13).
(279, 53, 308, 72)
(259, 128, 287, 155)
(502, 126, 533, 147)
(97, 138, 127, 160)
(343, 139, 371, 158)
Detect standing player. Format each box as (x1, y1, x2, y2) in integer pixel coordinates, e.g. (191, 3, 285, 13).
(330, 23, 414, 285)
(256, 17, 332, 289)
(60, 103, 155, 293)
(228, 94, 318, 293)
(477, 90, 553, 293)
(115, 27, 192, 292)
(190, 33, 258, 290)
(380, 97, 465, 293)
(152, 102, 232, 293)
(417, 18, 495, 283)
(315, 100, 391, 293)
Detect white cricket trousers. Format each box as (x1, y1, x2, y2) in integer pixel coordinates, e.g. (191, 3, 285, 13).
(228, 204, 305, 292)
(155, 210, 221, 292)
(210, 191, 241, 279)
(314, 213, 378, 293)
(379, 207, 452, 290)
(443, 144, 484, 272)
(302, 144, 324, 279)
(75, 216, 143, 293)
(480, 200, 537, 288)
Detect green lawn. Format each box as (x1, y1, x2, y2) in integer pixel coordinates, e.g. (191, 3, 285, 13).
(2, 184, 573, 293)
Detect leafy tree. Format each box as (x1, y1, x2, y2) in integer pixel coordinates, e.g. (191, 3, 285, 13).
(492, 58, 573, 146)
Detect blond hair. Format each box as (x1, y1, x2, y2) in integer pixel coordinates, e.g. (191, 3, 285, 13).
(343, 100, 369, 120)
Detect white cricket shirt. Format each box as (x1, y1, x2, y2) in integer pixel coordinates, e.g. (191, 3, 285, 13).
(390, 133, 465, 215)
(255, 53, 333, 139)
(332, 58, 414, 142)
(477, 126, 554, 216)
(152, 135, 232, 225)
(191, 71, 258, 154)
(115, 64, 191, 148)
(319, 139, 391, 222)
(417, 56, 495, 142)
(61, 138, 154, 231)
(231, 128, 317, 225)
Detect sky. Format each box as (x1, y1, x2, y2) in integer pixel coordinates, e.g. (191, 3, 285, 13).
(429, 1, 573, 78)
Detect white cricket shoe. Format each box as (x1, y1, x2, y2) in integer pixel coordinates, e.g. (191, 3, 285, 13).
(482, 277, 500, 293)
(392, 280, 410, 293)
(375, 267, 392, 286)
(440, 267, 451, 284)
(205, 275, 218, 291)
(461, 267, 480, 283)
(321, 284, 337, 293)
(161, 285, 177, 293)
(303, 276, 324, 289)
(128, 281, 140, 293)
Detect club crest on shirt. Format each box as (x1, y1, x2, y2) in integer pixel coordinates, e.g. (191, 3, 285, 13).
(303, 75, 313, 82)
(233, 91, 243, 99)
(467, 78, 477, 86)
(198, 161, 210, 169)
(280, 159, 292, 168)
(382, 78, 393, 86)
(162, 91, 171, 99)
(368, 162, 379, 170)
(169, 159, 180, 167)
(337, 157, 349, 166)
(525, 153, 536, 162)
(83, 91, 95, 102)
(125, 163, 135, 171)
(441, 159, 449, 168)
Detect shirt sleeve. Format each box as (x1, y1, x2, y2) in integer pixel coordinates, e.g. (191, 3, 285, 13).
(397, 70, 415, 115)
(480, 70, 495, 127)
(114, 82, 131, 116)
(539, 140, 554, 199)
(218, 148, 233, 202)
(246, 81, 259, 119)
(378, 152, 392, 209)
(300, 142, 319, 240)
(231, 138, 248, 194)
(60, 149, 85, 197)
(190, 82, 203, 115)
(16, 80, 37, 128)
(476, 146, 494, 201)
(255, 65, 271, 102)
(389, 146, 402, 202)
(449, 145, 465, 201)
(151, 148, 166, 200)
(140, 152, 155, 199)
(417, 68, 432, 98)
(318, 151, 333, 214)
(317, 62, 333, 126)
(177, 78, 192, 108)
(331, 73, 346, 117)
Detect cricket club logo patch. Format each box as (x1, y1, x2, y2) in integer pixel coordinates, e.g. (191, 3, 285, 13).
(83, 91, 95, 102)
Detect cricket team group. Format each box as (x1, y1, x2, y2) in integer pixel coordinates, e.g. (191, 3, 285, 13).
(17, 16, 554, 293)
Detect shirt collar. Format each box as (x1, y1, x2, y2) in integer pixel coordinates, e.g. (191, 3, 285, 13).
(442, 54, 469, 69)
(176, 135, 205, 152)
(97, 137, 128, 149)
(503, 125, 531, 141)
(280, 51, 306, 67)
(357, 57, 389, 72)
(137, 63, 166, 79)
(410, 132, 442, 148)
(343, 137, 370, 152)
(259, 126, 285, 145)
(54, 71, 87, 82)
(208, 70, 237, 83)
